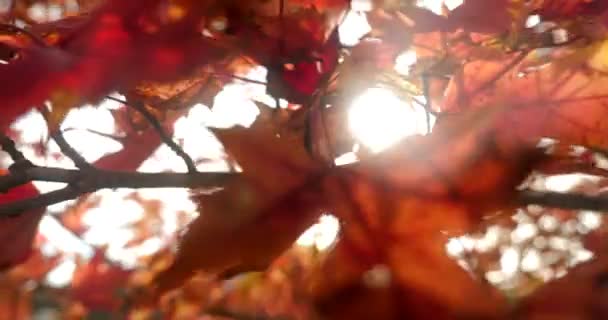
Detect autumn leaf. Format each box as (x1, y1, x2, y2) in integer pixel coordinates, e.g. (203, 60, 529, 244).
(3, 1, 608, 319)
(443, 54, 608, 150)
(445, 0, 512, 34)
(93, 128, 163, 171)
(0, 251, 59, 320)
(0, 0, 351, 133)
(8, 250, 61, 283)
(369, 0, 512, 36)
(154, 106, 329, 293)
(0, 169, 44, 270)
(71, 249, 131, 312)
(94, 108, 187, 171)
(267, 30, 340, 103)
(311, 103, 548, 319)
(535, 0, 608, 20)
(517, 254, 608, 319)
(218, 2, 347, 103)
(0, 0, 227, 132)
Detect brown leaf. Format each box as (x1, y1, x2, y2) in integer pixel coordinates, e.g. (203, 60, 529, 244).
(154, 107, 328, 293)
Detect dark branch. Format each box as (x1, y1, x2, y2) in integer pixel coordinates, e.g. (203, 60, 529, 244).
(1, 186, 81, 216)
(0, 133, 29, 165)
(39, 105, 93, 170)
(0, 165, 232, 216)
(518, 190, 608, 212)
(51, 130, 93, 170)
(106, 96, 197, 173)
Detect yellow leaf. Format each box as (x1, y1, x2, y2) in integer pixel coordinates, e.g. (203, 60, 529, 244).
(47, 89, 82, 131)
(587, 39, 608, 73)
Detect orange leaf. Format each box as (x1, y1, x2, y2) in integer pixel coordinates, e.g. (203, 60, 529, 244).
(443, 55, 608, 149)
(312, 105, 546, 318)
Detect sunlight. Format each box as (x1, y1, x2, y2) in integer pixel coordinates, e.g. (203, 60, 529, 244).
(45, 259, 77, 287)
(61, 103, 123, 162)
(500, 248, 520, 277)
(348, 88, 433, 152)
(395, 50, 417, 75)
(338, 10, 371, 46)
(208, 84, 260, 128)
(39, 216, 94, 263)
(544, 174, 598, 192)
(418, 0, 463, 14)
(296, 214, 340, 251)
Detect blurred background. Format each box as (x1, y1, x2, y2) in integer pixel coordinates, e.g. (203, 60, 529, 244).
(0, 0, 605, 319)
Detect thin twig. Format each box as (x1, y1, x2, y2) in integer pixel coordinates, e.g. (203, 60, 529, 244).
(412, 97, 443, 117)
(204, 72, 267, 85)
(39, 107, 93, 170)
(62, 127, 128, 143)
(106, 96, 197, 172)
(421, 73, 432, 133)
(51, 130, 93, 170)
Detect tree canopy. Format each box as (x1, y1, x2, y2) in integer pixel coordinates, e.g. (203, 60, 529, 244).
(2, 0, 608, 319)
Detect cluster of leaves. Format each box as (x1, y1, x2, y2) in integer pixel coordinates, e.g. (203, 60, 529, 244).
(3, 0, 608, 319)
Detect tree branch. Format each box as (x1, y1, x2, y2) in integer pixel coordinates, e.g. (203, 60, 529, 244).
(0, 165, 233, 216)
(0, 133, 29, 165)
(518, 190, 608, 212)
(1, 186, 81, 216)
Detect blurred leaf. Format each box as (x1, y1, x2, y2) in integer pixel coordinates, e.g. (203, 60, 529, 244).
(443, 54, 608, 149)
(311, 106, 545, 319)
(517, 254, 608, 319)
(155, 106, 328, 293)
(0, 169, 45, 270)
(71, 249, 131, 312)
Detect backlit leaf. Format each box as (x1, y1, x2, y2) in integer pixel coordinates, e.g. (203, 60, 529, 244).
(154, 107, 328, 293)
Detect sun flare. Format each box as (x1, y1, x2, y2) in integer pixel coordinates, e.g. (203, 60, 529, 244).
(348, 88, 433, 153)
